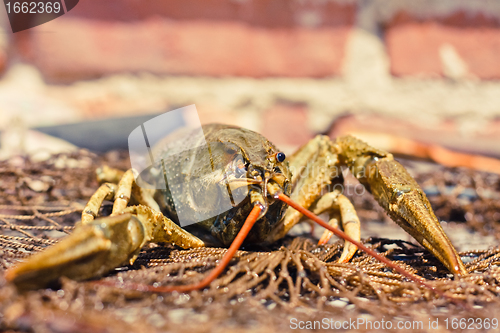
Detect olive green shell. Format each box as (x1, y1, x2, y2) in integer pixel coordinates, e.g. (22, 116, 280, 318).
(146, 124, 292, 246)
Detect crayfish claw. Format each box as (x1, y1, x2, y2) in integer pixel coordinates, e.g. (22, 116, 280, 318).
(337, 135, 467, 275)
(5, 214, 146, 289)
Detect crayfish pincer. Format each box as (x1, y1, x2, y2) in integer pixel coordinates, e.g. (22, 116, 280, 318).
(5, 124, 466, 292)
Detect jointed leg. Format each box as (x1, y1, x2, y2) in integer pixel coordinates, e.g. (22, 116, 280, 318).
(112, 169, 134, 215)
(92, 167, 204, 250)
(81, 165, 129, 224)
(270, 133, 466, 276)
(81, 183, 117, 224)
(96, 165, 124, 184)
(83, 167, 159, 224)
(6, 167, 205, 288)
(312, 191, 361, 263)
(336, 135, 466, 275)
(266, 136, 362, 262)
(123, 205, 205, 249)
(267, 136, 340, 241)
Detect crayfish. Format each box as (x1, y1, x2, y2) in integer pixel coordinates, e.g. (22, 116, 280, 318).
(5, 124, 466, 293)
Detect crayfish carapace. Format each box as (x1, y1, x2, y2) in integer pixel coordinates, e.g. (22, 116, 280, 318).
(5, 124, 466, 292)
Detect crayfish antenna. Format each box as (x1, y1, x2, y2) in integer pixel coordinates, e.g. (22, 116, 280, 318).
(276, 192, 469, 308)
(96, 204, 263, 293)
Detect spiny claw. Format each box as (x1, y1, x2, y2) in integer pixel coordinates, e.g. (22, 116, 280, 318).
(5, 214, 147, 289)
(338, 135, 467, 275)
(367, 158, 466, 275)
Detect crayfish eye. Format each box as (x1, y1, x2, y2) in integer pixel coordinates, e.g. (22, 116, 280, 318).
(276, 152, 286, 163)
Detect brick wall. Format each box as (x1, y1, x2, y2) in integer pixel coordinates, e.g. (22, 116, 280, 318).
(0, 0, 499, 156)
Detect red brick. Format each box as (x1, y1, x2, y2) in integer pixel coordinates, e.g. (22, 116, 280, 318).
(0, 50, 6, 74)
(386, 12, 500, 79)
(67, 0, 356, 28)
(261, 103, 313, 148)
(17, 0, 356, 80)
(0, 26, 9, 73)
(387, 11, 500, 28)
(26, 17, 351, 80)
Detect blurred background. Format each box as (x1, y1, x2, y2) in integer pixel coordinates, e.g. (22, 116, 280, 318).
(0, 0, 499, 162)
(2, 3, 500, 329)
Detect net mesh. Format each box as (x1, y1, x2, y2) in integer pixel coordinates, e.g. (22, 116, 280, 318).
(1, 150, 500, 332)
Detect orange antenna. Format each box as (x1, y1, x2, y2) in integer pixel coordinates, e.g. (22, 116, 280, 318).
(276, 192, 467, 308)
(95, 205, 262, 293)
(95, 194, 467, 309)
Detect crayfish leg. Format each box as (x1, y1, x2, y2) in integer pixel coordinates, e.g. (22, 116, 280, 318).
(266, 135, 362, 261)
(5, 205, 206, 289)
(4, 214, 145, 289)
(81, 182, 117, 224)
(123, 205, 205, 250)
(312, 191, 361, 263)
(336, 135, 466, 275)
(267, 135, 340, 241)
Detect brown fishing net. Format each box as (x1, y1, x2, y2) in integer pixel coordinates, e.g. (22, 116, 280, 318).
(1, 150, 500, 332)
